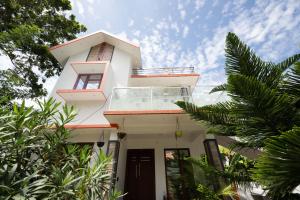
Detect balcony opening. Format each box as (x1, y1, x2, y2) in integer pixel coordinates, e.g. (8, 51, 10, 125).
(74, 74, 103, 90)
(86, 42, 114, 62)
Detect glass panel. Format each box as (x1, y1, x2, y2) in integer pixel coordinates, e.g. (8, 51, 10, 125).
(89, 74, 101, 80)
(110, 88, 152, 110)
(75, 75, 87, 89)
(165, 149, 192, 200)
(86, 80, 100, 89)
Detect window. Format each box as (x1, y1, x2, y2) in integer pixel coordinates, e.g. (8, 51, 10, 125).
(74, 74, 103, 90)
(164, 149, 193, 200)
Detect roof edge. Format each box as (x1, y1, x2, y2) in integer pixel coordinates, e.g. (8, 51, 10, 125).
(49, 30, 140, 51)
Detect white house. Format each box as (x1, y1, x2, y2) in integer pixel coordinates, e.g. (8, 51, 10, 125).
(49, 31, 260, 200)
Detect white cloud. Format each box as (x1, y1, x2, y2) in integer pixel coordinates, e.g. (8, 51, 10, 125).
(182, 26, 189, 38)
(0, 55, 14, 70)
(180, 10, 186, 20)
(195, 0, 205, 10)
(75, 1, 84, 16)
(171, 22, 180, 33)
(128, 19, 134, 27)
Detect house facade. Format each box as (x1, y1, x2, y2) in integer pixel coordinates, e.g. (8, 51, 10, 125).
(49, 31, 226, 200)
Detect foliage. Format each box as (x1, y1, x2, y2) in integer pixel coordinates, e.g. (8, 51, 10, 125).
(0, 98, 118, 200)
(193, 184, 221, 200)
(0, 0, 86, 104)
(188, 152, 253, 188)
(176, 33, 300, 149)
(186, 151, 251, 200)
(253, 127, 300, 199)
(177, 32, 300, 197)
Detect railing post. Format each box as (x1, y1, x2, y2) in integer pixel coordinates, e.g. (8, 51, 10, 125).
(108, 88, 114, 110)
(150, 87, 153, 110)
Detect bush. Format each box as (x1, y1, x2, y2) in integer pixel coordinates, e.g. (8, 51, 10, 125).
(0, 98, 118, 200)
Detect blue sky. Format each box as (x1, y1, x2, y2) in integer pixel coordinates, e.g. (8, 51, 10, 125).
(0, 0, 299, 101)
(69, 0, 300, 87)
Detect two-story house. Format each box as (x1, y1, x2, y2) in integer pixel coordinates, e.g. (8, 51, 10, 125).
(49, 31, 225, 200)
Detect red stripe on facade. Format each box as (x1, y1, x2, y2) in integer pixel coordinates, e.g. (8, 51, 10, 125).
(104, 110, 185, 115)
(49, 31, 139, 51)
(64, 123, 118, 129)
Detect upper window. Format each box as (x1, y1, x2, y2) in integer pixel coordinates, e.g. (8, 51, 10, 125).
(86, 42, 114, 62)
(74, 74, 103, 90)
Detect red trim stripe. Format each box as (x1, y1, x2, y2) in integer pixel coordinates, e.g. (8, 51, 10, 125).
(64, 123, 118, 129)
(104, 110, 185, 115)
(49, 31, 140, 51)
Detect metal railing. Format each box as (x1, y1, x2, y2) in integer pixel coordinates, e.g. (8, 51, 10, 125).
(132, 67, 195, 75)
(109, 87, 191, 111)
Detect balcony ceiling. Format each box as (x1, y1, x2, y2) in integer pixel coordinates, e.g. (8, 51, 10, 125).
(71, 61, 108, 74)
(57, 89, 106, 102)
(103, 110, 205, 135)
(129, 74, 199, 88)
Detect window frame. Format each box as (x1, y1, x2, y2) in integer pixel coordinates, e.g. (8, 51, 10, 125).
(164, 148, 191, 200)
(73, 73, 103, 90)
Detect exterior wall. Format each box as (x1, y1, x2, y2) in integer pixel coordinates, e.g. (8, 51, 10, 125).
(110, 48, 131, 87)
(50, 49, 90, 101)
(49, 46, 132, 125)
(115, 133, 206, 200)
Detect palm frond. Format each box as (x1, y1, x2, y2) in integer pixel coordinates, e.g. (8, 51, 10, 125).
(176, 101, 234, 125)
(252, 127, 300, 198)
(281, 62, 300, 100)
(275, 54, 300, 71)
(225, 32, 268, 77)
(210, 84, 227, 94)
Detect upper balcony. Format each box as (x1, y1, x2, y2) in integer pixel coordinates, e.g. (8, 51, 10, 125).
(104, 87, 203, 134)
(129, 67, 199, 87)
(56, 61, 112, 102)
(108, 87, 190, 111)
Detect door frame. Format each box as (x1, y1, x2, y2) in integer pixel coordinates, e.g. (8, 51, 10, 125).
(164, 148, 191, 200)
(124, 149, 156, 200)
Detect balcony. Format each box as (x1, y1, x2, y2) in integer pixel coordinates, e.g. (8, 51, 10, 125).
(129, 67, 199, 87)
(71, 61, 108, 74)
(132, 67, 195, 75)
(56, 61, 114, 103)
(56, 89, 106, 102)
(108, 87, 191, 111)
(104, 87, 203, 134)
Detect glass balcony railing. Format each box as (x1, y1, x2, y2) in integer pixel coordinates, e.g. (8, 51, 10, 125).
(132, 67, 195, 75)
(109, 87, 191, 111)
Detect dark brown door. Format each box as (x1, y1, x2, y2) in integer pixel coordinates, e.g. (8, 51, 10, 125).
(124, 149, 155, 200)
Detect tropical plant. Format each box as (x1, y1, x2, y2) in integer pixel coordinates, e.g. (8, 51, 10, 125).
(187, 153, 254, 193)
(0, 98, 119, 200)
(253, 127, 300, 199)
(0, 0, 86, 105)
(176, 32, 300, 198)
(176, 33, 300, 149)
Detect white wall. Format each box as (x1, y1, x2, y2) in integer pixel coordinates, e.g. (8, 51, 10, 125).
(110, 48, 131, 87)
(115, 133, 206, 200)
(50, 46, 132, 126)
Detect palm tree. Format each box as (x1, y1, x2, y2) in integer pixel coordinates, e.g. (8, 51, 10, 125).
(176, 32, 300, 198)
(253, 127, 300, 199)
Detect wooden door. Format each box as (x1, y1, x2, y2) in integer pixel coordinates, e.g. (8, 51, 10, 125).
(124, 149, 155, 200)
